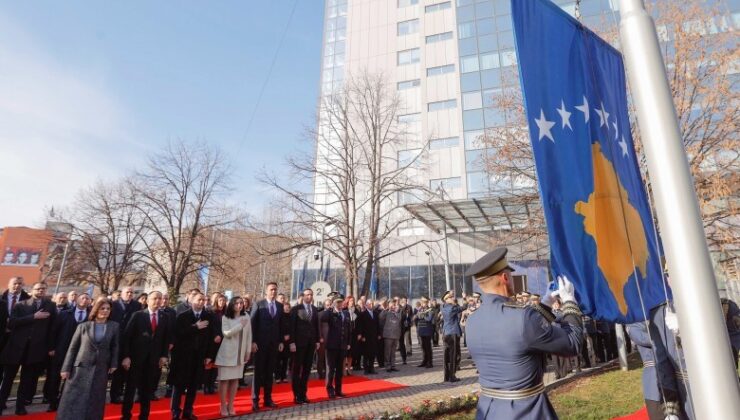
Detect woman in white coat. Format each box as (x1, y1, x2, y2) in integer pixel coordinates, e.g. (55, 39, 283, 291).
(215, 296, 252, 416)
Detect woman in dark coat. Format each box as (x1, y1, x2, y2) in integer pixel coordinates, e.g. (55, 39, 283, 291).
(274, 302, 292, 383)
(57, 297, 119, 420)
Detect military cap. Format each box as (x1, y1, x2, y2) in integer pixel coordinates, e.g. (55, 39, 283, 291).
(472, 292, 481, 299)
(331, 292, 345, 302)
(465, 247, 514, 280)
(419, 296, 429, 302)
(443, 290, 454, 300)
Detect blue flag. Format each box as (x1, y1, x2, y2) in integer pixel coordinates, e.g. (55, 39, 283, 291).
(197, 264, 210, 294)
(512, 0, 667, 322)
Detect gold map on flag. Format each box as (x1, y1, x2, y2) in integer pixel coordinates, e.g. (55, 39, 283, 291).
(574, 143, 650, 315)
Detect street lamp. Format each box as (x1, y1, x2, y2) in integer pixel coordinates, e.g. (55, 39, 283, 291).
(316, 220, 335, 282)
(425, 249, 432, 299)
(435, 185, 452, 293)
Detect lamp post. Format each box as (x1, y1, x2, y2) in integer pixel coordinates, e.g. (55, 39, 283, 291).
(436, 186, 452, 292)
(316, 220, 335, 282)
(425, 250, 432, 299)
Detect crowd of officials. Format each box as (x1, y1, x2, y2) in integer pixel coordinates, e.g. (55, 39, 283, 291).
(0, 275, 488, 419)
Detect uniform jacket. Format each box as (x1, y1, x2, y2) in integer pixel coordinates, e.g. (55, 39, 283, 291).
(121, 308, 170, 367)
(467, 294, 582, 420)
(215, 314, 252, 367)
(289, 303, 319, 347)
(58, 321, 119, 420)
(250, 299, 283, 349)
(0, 297, 57, 365)
(320, 308, 351, 350)
(167, 309, 215, 386)
(626, 322, 660, 402)
(379, 309, 402, 340)
(441, 303, 463, 336)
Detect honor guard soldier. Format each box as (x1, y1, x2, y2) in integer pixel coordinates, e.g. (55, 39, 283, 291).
(465, 247, 584, 419)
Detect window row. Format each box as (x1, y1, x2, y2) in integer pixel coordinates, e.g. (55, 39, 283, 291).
(426, 31, 453, 44)
(456, 0, 511, 23)
(425, 1, 452, 13)
(430, 137, 460, 150)
(430, 177, 462, 190)
(398, 0, 418, 7)
(426, 64, 455, 76)
(397, 48, 421, 65)
(428, 99, 457, 112)
(398, 19, 420, 36)
(397, 79, 421, 90)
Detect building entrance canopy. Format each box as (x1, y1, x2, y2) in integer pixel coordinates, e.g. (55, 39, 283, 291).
(403, 196, 542, 252)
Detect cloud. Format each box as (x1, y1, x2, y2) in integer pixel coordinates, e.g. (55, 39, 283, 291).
(0, 12, 143, 227)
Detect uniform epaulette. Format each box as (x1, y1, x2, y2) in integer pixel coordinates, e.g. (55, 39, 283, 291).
(529, 303, 556, 323)
(503, 301, 526, 309)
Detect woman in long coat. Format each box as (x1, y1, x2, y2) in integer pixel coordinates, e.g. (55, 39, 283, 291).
(215, 296, 252, 416)
(57, 297, 119, 420)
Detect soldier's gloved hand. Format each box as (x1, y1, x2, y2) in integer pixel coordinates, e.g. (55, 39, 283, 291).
(541, 291, 556, 307)
(664, 415, 679, 420)
(665, 309, 680, 335)
(556, 275, 577, 305)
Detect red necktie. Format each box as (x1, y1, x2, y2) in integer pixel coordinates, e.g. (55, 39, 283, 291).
(151, 312, 157, 332)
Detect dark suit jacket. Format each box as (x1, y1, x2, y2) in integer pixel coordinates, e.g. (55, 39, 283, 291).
(359, 309, 380, 344)
(289, 304, 319, 348)
(121, 309, 170, 367)
(167, 309, 214, 386)
(109, 298, 142, 331)
(52, 307, 90, 364)
(250, 299, 282, 349)
(0, 297, 57, 365)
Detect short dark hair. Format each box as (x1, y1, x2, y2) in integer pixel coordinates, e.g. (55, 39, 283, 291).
(303, 288, 313, 294)
(225, 296, 244, 319)
(188, 288, 201, 295)
(266, 282, 278, 288)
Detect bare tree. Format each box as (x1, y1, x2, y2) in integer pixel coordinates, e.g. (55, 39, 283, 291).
(257, 72, 432, 297)
(132, 141, 241, 301)
(482, 0, 739, 274)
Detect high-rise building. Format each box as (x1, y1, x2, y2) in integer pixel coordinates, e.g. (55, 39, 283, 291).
(295, 0, 739, 301)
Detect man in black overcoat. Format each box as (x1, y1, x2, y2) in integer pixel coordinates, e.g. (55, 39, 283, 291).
(0, 282, 56, 415)
(168, 292, 213, 420)
(289, 288, 319, 404)
(120, 291, 171, 420)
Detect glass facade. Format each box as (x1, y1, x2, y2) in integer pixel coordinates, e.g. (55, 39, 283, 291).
(321, 0, 347, 95)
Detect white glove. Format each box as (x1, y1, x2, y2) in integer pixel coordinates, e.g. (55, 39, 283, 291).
(665, 415, 680, 420)
(665, 309, 680, 335)
(541, 291, 556, 307)
(556, 275, 577, 305)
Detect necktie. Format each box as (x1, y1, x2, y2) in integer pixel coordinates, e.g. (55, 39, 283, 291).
(269, 302, 275, 317)
(151, 312, 157, 332)
(77, 311, 84, 322)
(306, 304, 311, 318)
(10, 295, 16, 311)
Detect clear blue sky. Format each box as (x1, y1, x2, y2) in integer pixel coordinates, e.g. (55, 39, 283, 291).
(0, 0, 324, 226)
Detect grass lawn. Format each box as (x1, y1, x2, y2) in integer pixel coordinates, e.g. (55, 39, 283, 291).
(440, 355, 645, 420)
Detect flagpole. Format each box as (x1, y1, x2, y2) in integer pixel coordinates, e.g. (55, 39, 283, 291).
(618, 1, 740, 418)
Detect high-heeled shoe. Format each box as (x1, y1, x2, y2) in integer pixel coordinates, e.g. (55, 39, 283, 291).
(220, 403, 229, 417)
(228, 404, 236, 416)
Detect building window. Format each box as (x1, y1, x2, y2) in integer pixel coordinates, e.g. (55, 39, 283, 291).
(398, 149, 422, 167)
(458, 22, 476, 39)
(398, 19, 420, 36)
(397, 79, 421, 90)
(480, 52, 500, 70)
(425, 1, 451, 13)
(500, 50, 517, 67)
(464, 130, 485, 149)
(466, 171, 489, 194)
(430, 137, 459, 150)
(398, 0, 419, 7)
(426, 64, 455, 76)
(461, 55, 480, 73)
(426, 31, 453, 43)
(398, 190, 423, 205)
(462, 91, 482, 110)
(430, 177, 462, 190)
(398, 48, 421, 65)
(398, 113, 421, 124)
(428, 99, 457, 111)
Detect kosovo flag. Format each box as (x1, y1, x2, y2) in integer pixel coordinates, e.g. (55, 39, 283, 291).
(512, 0, 668, 322)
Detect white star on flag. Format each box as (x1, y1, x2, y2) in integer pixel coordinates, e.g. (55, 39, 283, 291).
(595, 102, 610, 128)
(575, 95, 590, 123)
(557, 100, 572, 130)
(619, 136, 629, 157)
(612, 120, 619, 139)
(535, 109, 555, 142)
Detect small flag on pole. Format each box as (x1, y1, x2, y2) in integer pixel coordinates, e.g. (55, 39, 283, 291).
(512, 0, 668, 323)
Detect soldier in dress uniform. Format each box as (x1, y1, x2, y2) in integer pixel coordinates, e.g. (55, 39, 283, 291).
(320, 293, 351, 399)
(464, 247, 584, 419)
(626, 322, 662, 420)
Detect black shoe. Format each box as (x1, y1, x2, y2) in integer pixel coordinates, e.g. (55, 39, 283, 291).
(46, 404, 58, 412)
(294, 398, 304, 404)
(303, 398, 311, 404)
(252, 400, 260, 412)
(264, 401, 278, 408)
(171, 416, 181, 420)
(336, 392, 346, 398)
(390, 368, 400, 372)
(425, 364, 433, 368)
(151, 394, 160, 401)
(449, 377, 460, 382)
(416, 363, 426, 368)
(15, 407, 28, 416)
(183, 414, 198, 420)
(327, 389, 336, 399)
(111, 397, 123, 404)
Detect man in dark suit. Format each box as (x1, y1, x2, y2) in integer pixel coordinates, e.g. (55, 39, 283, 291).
(168, 292, 213, 420)
(359, 299, 381, 374)
(250, 282, 283, 411)
(289, 288, 319, 404)
(109, 285, 143, 403)
(175, 288, 201, 316)
(320, 293, 351, 399)
(45, 292, 91, 411)
(0, 282, 56, 415)
(120, 291, 171, 420)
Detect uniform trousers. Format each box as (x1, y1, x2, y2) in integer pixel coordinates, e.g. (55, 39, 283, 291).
(325, 348, 345, 395)
(420, 336, 433, 367)
(291, 345, 314, 401)
(316, 342, 326, 379)
(443, 335, 459, 380)
(383, 338, 398, 370)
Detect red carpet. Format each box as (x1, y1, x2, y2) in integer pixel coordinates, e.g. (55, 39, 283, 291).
(23, 376, 405, 420)
(612, 406, 649, 420)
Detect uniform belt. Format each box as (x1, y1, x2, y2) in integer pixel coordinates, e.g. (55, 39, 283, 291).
(480, 382, 545, 400)
(643, 361, 655, 368)
(675, 371, 689, 381)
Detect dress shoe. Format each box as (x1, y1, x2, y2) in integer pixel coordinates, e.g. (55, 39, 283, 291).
(327, 389, 336, 399)
(448, 377, 460, 383)
(15, 407, 28, 415)
(390, 368, 400, 372)
(294, 398, 304, 404)
(264, 401, 278, 408)
(336, 392, 346, 398)
(183, 414, 198, 420)
(425, 364, 434, 368)
(171, 415, 181, 420)
(302, 398, 311, 404)
(252, 400, 260, 412)
(416, 363, 426, 368)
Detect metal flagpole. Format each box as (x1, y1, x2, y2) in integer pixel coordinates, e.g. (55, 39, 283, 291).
(53, 242, 70, 295)
(618, 1, 740, 418)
